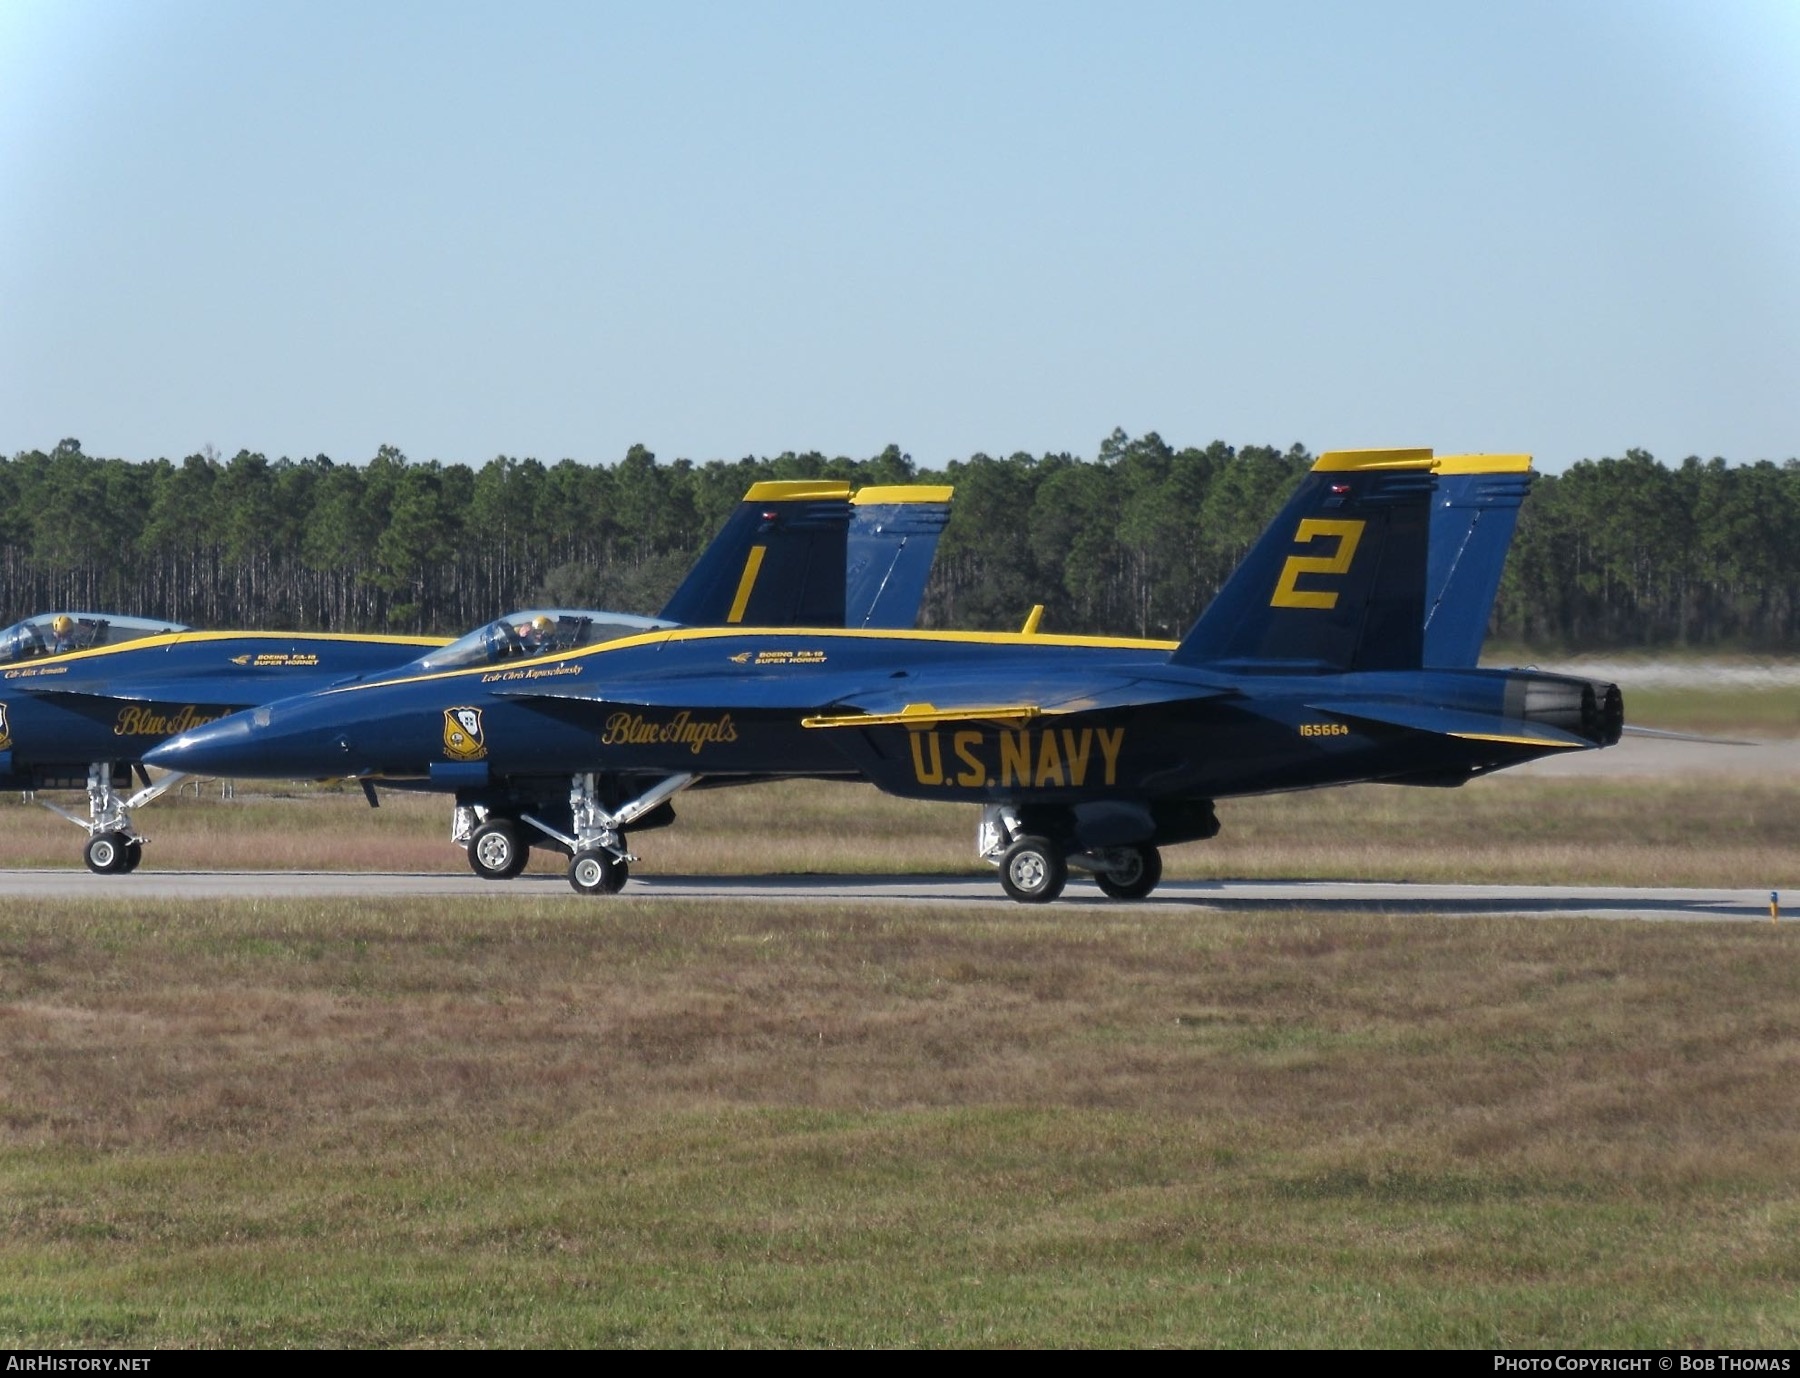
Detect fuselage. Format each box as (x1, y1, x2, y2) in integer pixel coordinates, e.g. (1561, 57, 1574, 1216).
(145, 624, 1619, 805)
(0, 630, 446, 787)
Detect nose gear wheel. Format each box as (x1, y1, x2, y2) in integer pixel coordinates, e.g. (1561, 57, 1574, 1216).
(569, 850, 628, 895)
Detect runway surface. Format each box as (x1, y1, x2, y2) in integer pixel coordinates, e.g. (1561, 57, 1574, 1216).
(1, 867, 1785, 922)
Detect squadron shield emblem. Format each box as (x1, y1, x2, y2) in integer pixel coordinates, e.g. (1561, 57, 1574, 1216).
(442, 707, 487, 761)
(0, 703, 11, 752)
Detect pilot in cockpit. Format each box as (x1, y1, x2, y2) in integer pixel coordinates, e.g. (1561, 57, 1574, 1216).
(49, 614, 77, 654)
(516, 614, 554, 655)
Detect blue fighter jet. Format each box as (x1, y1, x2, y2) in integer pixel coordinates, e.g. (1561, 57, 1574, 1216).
(1, 611, 450, 872)
(150, 448, 1622, 901)
(5, 481, 953, 876)
(364, 481, 956, 879)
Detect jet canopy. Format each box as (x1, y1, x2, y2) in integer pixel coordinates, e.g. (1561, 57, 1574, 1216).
(0, 612, 189, 665)
(410, 609, 674, 674)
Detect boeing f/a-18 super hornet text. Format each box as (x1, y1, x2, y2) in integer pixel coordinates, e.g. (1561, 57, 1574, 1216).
(149, 448, 1624, 901)
(4, 482, 951, 875)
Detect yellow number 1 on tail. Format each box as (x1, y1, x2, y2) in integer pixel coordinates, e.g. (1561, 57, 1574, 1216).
(1269, 519, 1366, 609)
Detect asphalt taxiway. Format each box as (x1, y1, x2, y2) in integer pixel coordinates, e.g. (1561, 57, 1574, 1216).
(0, 868, 1786, 922)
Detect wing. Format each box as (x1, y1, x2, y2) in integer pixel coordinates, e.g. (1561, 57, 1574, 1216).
(487, 665, 1234, 723)
(801, 670, 1236, 727)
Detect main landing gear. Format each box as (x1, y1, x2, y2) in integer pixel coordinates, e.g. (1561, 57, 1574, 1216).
(37, 763, 185, 875)
(979, 806, 1165, 904)
(465, 817, 530, 880)
(452, 773, 696, 896)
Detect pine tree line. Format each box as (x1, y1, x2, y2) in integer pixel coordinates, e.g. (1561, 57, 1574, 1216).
(4, 434, 1798, 650)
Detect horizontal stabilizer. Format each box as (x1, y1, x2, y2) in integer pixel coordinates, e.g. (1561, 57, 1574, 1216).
(1306, 699, 1593, 750)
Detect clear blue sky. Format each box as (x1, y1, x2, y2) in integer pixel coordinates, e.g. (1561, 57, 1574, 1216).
(3, 1, 1796, 473)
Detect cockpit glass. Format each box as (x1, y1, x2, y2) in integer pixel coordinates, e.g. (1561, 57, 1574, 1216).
(0, 612, 189, 665)
(411, 609, 671, 674)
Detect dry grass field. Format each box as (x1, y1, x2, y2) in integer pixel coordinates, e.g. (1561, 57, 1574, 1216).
(3, 769, 1796, 890)
(1, 897, 1796, 1347)
(0, 679, 1796, 1346)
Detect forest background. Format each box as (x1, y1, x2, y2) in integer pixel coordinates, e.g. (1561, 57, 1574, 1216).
(5, 432, 1797, 651)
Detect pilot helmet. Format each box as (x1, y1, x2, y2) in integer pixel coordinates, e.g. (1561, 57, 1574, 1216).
(51, 614, 75, 636)
(532, 615, 554, 635)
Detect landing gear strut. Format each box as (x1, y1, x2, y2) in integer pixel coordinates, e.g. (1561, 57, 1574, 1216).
(460, 773, 695, 895)
(977, 805, 1165, 904)
(39, 763, 183, 875)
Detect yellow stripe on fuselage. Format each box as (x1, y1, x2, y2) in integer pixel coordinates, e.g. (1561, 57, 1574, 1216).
(11, 628, 447, 670)
(304, 624, 1182, 695)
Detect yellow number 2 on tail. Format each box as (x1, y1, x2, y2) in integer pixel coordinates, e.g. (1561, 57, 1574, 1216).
(1269, 519, 1366, 610)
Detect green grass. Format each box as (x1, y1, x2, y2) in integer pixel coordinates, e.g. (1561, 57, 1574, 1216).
(1, 899, 1797, 1346)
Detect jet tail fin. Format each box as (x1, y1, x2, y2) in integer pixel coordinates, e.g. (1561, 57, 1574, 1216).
(1423, 456, 1534, 668)
(657, 481, 852, 627)
(1172, 448, 1438, 673)
(845, 486, 954, 629)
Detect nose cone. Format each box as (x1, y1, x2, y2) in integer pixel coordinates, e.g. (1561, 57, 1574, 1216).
(143, 709, 263, 775)
(149, 700, 362, 779)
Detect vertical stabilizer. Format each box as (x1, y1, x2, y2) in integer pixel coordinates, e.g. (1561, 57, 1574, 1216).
(1172, 448, 1437, 672)
(1423, 455, 1534, 668)
(846, 486, 954, 629)
(657, 481, 852, 626)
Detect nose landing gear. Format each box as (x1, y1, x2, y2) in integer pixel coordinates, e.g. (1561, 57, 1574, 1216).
(455, 774, 696, 895)
(39, 763, 181, 875)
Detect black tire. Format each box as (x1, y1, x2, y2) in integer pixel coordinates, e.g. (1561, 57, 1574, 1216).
(84, 831, 130, 875)
(568, 849, 628, 896)
(1094, 844, 1162, 900)
(467, 818, 529, 880)
(998, 835, 1066, 904)
(120, 840, 145, 874)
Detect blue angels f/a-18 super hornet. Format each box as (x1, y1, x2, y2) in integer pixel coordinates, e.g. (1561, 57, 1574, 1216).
(148, 448, 1623, 901)
(5, 481, 952, 875)
(1, 611, 450, 872)
(357, 480, 955, 880)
